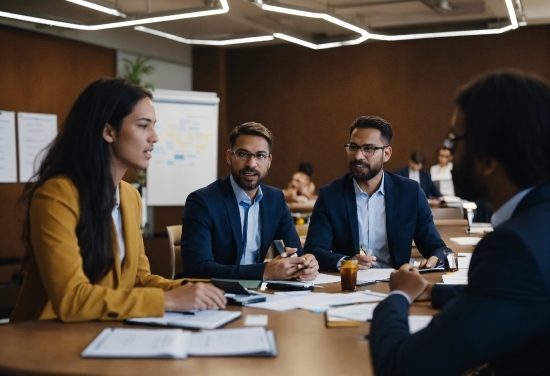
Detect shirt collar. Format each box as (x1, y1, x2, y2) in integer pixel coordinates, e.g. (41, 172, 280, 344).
(229, 174, 263, 205)
(353, 172, 385, 197)
(113, 185, 120, 208)
(490, 186, 535, 228)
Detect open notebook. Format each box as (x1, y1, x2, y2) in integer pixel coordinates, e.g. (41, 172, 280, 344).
(82, 327, 278, 359)
(125, 310, 241, 330)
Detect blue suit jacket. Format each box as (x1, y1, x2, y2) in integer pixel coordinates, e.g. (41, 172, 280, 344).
(181, 176, 302, 280)
(370, 182, 550, 376)
(394, 167, 442, 199)
(304, 172, 446, 271)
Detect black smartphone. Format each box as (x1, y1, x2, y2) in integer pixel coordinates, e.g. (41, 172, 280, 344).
(265, 282, 314, 291)
(273, 239, 286, 256)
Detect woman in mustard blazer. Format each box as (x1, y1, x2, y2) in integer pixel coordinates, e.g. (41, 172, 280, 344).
(11, 78, 226, 323)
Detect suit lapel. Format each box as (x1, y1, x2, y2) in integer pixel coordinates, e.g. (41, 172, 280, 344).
(220, 177, 245, 265)
(344, 174, 360, 252)
(384, 172, 397, 264)
(259, 187, 270, 262)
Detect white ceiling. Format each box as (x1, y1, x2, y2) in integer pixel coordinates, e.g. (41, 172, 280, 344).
(1, 0, 548, 52)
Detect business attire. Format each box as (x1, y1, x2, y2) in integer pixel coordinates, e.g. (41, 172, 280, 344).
(370, 182, 550, 376)
(181, 175, 302, 280)
(304, 172, 446, 271)
(394, 167, 442, 199)
(11, 176, 182, 323)
(430, 162, 455, 196)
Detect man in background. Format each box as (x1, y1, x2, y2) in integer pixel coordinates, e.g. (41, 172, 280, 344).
(181, 122, 318, 280)
(394, 151, 443, 205)
(370, 71, 550, 375)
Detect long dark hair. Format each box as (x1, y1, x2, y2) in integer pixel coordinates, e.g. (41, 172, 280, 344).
(20, 78, 152, 283)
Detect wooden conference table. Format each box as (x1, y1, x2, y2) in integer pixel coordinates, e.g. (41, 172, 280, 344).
(0, 225, 479, 376)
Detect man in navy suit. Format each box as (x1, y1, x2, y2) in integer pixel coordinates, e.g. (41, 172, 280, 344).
(304, 116, 447, 271)
(370, 72, 550, 375)
(394, 151, 444, 204)
(181, 122, 319, 280)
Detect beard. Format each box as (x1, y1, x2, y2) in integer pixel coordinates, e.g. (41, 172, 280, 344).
(452, 148, 487, 202)
(348, 159, 383, 182)
(232, 166, 268, 191)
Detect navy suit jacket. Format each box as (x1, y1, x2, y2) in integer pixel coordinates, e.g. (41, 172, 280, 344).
(394, 167, 442, 199)
(181, 176, 302, 280)
(370, 182, 550, 376)
(304, 172, 446, 271)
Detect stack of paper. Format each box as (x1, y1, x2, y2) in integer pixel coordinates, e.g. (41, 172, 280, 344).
(450, 237, 481, 246)
(125, 310, 242, 330)
(82, 327, 278, 359)
(441, 269, 468, 284)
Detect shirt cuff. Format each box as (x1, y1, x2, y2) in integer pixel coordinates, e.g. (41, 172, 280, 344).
(388, 290, 412, 304)
(336, 256, 347, 271)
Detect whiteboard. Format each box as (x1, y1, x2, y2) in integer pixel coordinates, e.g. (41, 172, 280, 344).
(0, 111, 17, 183)
(147, 90, 219, 206)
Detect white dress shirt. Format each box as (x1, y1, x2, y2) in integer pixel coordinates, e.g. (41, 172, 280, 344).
(491, 186, 534, 228)
(111, 185, 125, 264)
(408, 168, 421, 185)
(430, 162, 455, 197)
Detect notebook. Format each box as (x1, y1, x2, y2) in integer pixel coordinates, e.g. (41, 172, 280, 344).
(125, 310, 242, 330)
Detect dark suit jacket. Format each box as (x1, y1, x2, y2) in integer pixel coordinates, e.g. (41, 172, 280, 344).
(304, 172, 446, 271)
(394, 167, 442, 199)
(181, 176, 302, 280)
(370, 182, 550, 376)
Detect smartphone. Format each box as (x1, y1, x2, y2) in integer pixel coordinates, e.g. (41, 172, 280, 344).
(273, 240, 297, 258)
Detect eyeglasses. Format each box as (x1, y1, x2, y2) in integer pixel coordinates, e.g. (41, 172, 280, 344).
(344, 143, 388, 157)
(443, 130, 467, 151)
(231, 150, 270, 162)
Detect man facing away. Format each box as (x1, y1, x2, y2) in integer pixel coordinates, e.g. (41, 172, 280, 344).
(304, 116, 448, 271)
(394, 151, 444, 205)
(370, 71, 550, 375)
(181, 122, 319, 280)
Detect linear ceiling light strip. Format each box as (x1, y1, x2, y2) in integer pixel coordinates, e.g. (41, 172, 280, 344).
(135, 26, 274, 46)
(0, 0, 229, 30)
(66, 0, 126, 18)
(263, 0, 518, 48)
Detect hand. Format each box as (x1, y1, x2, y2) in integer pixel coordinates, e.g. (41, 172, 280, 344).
(295, 253, 319, 281)
(356, 254, 377, 269)
(419, 255, 441, 269)
(163, 282, 227, 312)
(389, 264, 428, 302)
(264, 250, 306, 280)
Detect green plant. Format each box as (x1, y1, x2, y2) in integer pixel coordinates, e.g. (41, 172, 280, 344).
(120, 54, 155, 90)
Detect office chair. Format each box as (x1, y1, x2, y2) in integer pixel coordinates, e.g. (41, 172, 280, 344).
(166, 225, 183, 279)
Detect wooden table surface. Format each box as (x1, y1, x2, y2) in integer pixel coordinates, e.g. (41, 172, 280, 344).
(0, 225, 477, 376)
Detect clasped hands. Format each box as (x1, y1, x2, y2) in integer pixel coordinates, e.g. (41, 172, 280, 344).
(263, 247, 319, 281)
(389, 264, 435, 302)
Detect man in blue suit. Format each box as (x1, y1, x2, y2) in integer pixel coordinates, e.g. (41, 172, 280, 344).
(181, 122, 319, 280)
(304, 116, 447, 271)
(370, 72, 550, 375)
(394, 151, 444, 204)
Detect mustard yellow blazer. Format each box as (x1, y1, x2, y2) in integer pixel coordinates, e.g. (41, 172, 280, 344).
(11, 176, 182, 323)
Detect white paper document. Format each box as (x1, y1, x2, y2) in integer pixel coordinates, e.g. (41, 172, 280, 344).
(327, 303, 379, 322)
(357, 268, 394, 282)
(307, 273, 341, 284)
(0, 111, 17, 182)
(457, 253, 472, 269)
(450, 237, 481, 246)
(441, 269, 468, 284)
(81, 328, 192, 359)
(126, 310, 241, 330)
(409, 315, 433, 334)
(17, 112, 57, 182)
(82, 327, 278, 359)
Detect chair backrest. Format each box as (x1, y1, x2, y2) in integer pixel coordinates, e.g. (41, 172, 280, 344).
(166, 225, 183, 280)
(431, 207, 464, 220)
(295, 224, 309, 236)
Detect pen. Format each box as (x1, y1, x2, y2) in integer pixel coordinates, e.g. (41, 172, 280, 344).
(329, 302, 365, 308)
(360, 246, 366, 256)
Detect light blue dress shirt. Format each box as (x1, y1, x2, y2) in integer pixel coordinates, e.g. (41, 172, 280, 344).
(490, 186, 535, 228)
(353, 174, 392, 268)
(230, 175, 263, 265)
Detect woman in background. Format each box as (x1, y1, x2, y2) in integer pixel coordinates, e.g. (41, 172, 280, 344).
(284, 162, 316, 203)
(11, 78, 225, 323)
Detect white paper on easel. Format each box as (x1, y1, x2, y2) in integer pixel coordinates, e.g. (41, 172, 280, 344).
(17, 112, 57, 182)
(0, 111, 17, 182)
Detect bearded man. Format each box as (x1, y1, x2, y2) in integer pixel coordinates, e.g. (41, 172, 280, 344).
(181, 122, 318, 280)
(304, 116, 448, 271)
